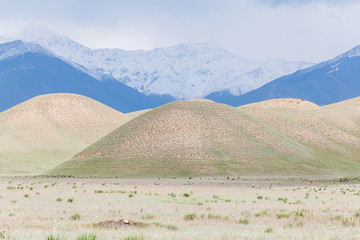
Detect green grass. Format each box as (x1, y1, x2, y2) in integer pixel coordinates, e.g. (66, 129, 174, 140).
(76, 233, 96, 240)
(184, 213, 197, 221)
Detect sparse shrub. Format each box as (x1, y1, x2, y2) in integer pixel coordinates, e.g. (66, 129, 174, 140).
(355, 209, 360, 217)
(123, 235, 144, 240)
(264, 227, 273, 233)
(255, 209, 268, 217)
(183, 193, 190, 197)
(207, 213, 222, 220)
(168, 192, 176, 197)
(257, 196, 263, 200)
(152, 222, 178, 230)
(141, 214, 154, 220)
(165, 224, 178, 230)
(44, 185, 49, 189)
(67, 198, 73, 203)
(238, 218, 249, 225)
(70, 213, 81, 221)
(56, 198, 62, 202)
(76, 233, 96, 240)
(278, 197, 288, 203)
(0, 231, 5, 239)
(276, 212, 290, 219)
(24, 194, 29, 198)
(295, 209, 305, 217)
(47, 234, 63, 240)
(94, 190, 104, 193)
(341, 217, 355, 227)
(184, 213, 197, 221)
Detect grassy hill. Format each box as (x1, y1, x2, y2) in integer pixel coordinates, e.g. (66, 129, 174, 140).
(49, 98, 360, 177)
(0, 93, 130, 174)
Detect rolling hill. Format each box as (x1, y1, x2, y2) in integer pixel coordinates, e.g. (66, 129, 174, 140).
(0, 93, 130, 174)
(49, 98, 360, 177)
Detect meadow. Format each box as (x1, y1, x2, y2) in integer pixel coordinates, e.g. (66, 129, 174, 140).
(1, 177, 360, 240)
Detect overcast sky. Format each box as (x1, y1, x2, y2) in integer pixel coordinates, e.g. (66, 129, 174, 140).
(0, 0, 360, 62)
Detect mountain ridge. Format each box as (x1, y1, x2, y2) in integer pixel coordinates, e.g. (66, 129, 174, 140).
(21, 24, 314, 99)
(206, 44, 360, 106)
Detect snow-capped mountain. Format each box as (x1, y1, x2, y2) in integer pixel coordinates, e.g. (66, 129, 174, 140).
(207, 44, 360, 106)
(0, 40, 53, 61)
(0, 40, 174, 113)
(21, 25, 314, 100)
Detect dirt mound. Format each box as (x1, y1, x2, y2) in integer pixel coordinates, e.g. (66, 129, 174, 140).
(93, 218, 147, 228)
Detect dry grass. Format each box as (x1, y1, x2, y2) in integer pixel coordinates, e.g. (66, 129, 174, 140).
(0, 93, 130, 174)
(1, 177, 360, 239)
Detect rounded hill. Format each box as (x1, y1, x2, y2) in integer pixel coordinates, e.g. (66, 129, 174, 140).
(0, 93, 130, 174)
(49, 99, 360, 177)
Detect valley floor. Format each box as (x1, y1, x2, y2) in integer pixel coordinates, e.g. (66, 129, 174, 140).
(0, 177, 360, 240)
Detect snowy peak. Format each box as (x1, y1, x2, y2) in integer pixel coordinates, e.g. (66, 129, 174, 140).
(0, 40, 52, 61)
(342, 45, 360, 58)
(18, 24, 314, 99)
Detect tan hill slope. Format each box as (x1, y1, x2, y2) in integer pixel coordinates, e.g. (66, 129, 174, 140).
(0, 93, 130, 174)
(49, 98, 360, 177)
(241, 98, 320, 110)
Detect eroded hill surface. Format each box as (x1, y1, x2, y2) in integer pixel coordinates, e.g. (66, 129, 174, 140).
(50, 98, 360, 177)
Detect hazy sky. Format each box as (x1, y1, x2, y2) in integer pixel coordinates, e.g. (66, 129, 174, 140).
(1, 0, 360, 62)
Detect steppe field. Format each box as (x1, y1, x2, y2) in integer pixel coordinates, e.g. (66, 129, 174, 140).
(1, 177, 360, 240)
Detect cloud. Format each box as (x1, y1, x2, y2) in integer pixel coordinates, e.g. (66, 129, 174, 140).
(253, 0, 359, 7)
(0, 0, 360, 62)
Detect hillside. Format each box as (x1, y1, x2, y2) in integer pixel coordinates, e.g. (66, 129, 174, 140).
(49, 98, 360, 177)
(0, 93, 130, 174)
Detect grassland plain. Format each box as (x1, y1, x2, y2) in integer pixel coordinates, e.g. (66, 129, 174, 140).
(0, 94, 131, 175)
(50, 97, 360, 177)
(1, 177, 360, 239)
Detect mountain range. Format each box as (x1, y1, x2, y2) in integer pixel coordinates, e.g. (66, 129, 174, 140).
(0, 40, 174, 112)
(21, 25, 313, 99)
(206, 45, 360, 106)
(1, 24, 360, 113)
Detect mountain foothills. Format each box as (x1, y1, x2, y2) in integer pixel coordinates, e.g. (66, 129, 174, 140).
(207, 45, 360, 106)
(21, 25, 312, 99)
(0, 93, 131, 174)
(50, 97, 360, 177)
